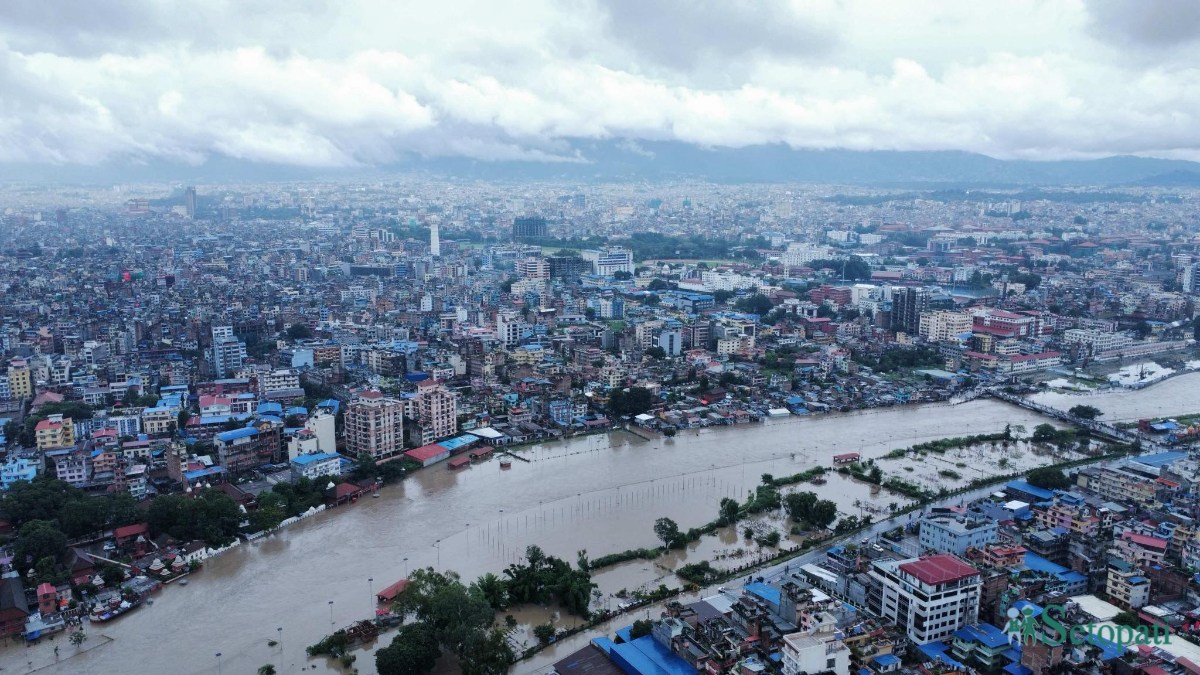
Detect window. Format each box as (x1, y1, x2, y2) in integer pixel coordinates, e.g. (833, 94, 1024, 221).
(827, 658, 836, 669)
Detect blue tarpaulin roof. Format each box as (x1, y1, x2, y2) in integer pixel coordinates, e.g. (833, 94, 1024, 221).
(953, 624, 1011, 649)
(1132, 449, 1190, 466)
(917, 642, 967, 669)
(438, 435, 478, 452)
(873, 654, 901, 667)
(745, 582, 781, 607)
(610, 635, 697, 675)
(215, 427, 258, 442)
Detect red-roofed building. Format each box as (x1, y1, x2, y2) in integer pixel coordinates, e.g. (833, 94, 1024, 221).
(1118, 531, 1168, 567)
(868, 553, 980, 644)
(376, 579, 410, 603)
(404, 444, 449, 467)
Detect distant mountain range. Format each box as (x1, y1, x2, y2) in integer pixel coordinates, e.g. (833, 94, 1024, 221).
(3, 139, 1199, 187)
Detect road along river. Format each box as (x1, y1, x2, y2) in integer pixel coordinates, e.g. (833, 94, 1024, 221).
(7, 378, 1196, 675)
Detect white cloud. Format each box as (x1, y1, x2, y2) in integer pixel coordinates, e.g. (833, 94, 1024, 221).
(0, 0, 1199, 167)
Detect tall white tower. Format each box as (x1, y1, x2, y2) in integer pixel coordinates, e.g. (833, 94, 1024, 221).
(430, 220, 441, 257)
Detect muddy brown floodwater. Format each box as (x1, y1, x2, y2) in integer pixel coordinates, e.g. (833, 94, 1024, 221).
(5, 380, 1195, 675)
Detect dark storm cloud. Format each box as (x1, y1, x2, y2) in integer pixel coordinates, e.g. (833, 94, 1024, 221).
(1085, 0, 1200, 48)
(598, 0, 839, 72)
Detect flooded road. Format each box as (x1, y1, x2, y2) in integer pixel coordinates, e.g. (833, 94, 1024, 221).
(3, 391, 1180, 675)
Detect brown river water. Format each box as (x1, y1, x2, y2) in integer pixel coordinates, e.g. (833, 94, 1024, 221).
(8, 371, 1199, 674)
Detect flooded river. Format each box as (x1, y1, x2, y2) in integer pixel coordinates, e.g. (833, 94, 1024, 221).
(1031, 370, 1200, 422)
(8, 378, 1198, 674)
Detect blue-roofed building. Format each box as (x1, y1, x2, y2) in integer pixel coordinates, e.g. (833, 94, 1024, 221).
(1005, 480, 1056, 503)
(608, 635, 697, 675)
(744, 582, 782, 614)
(1022, 552, 1087, 595)
(214, 421, 281, 474)
(183, 465, 227, 485)
(290, 452, 343, 481)
(950, 624, 1015, 669)
(917, 641, 968, 670)
(257, 401, 283, 417)
(869, 653, 901, 673)
(317, 399, 340, 415)
(1132, 451, 1187, 468)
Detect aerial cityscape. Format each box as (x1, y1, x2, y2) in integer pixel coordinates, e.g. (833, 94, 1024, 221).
(3, 2, 1200, 675)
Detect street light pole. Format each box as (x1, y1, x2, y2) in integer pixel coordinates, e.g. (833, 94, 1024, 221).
(215, 652, 222, 675)
(368, 578, 374, 611)
(328, 600, 334, 625)
(277, 626, 283, 650)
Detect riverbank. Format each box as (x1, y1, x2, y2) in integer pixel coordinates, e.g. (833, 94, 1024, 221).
(0, 394, 1160, 675)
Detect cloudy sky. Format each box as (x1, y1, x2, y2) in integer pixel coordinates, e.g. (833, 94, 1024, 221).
(1, 0, 1199, 168)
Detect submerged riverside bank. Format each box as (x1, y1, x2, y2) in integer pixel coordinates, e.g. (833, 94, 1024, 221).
(5, 373, 1199, 675)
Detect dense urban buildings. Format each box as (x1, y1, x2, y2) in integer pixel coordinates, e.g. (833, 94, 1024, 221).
(1, 174, 1199, 675)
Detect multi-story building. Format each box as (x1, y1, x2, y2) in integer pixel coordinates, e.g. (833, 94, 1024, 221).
(512, 216, 547, 239)
(260, 369, 303, 400)
(289, 452, 343, 481)
(0, 455, 41, 490)
(890, 287, 930, 335)
(866, 554, 981, 644)
(214, 422, 282, 473)
(1106, 558, 1150, 610)
(516, 257, 550, 280)
(345, 392, 405, 461)
(582, 246, 634, 276)
(919, 514, 999, 555)
(780, 628, 850, 675)
(919, 311, 973, 342)
(1062, 328, 1133, 355)
(6, 358, 32, 400)
(546, 255, 589, 280)
(35, 415, 75, 450)
(141, 406, 177, 436)
(414, 380, 457, 446)
(54, 450, 91, 487)
(211, 326, 247, 377)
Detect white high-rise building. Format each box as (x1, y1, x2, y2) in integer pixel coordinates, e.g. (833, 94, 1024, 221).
(211, 326, 247, 378)
(430, 220, 441, 257)
(866, 554, 981, 644)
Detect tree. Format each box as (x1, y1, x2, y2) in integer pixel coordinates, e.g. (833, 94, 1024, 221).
(654, 517, 681, 548)
(1027, 467, 1072, 490)
(733, 293, 773, 315)
(629, 619, 653, 639)
(642, 293, 661, 306)
(377, 623, 441, 675)
(533, 623, 556, 645)
(644, 346, 666, 359)
(258, 666, 277, 675)
(613, 271, 632, 281)
(286, 323, 314, 340)
(70, 630, 87, 647)
(13, 520, 67, 573)
(719, 497, 740, 525)
(1069, 405, 1102, 420)
(471, 572, 508, 610)
(607, 386, 654, 417)
(461, 628, 515, 675)
(647, 278, 672, 291)
(1032, 424, 1059, 443)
